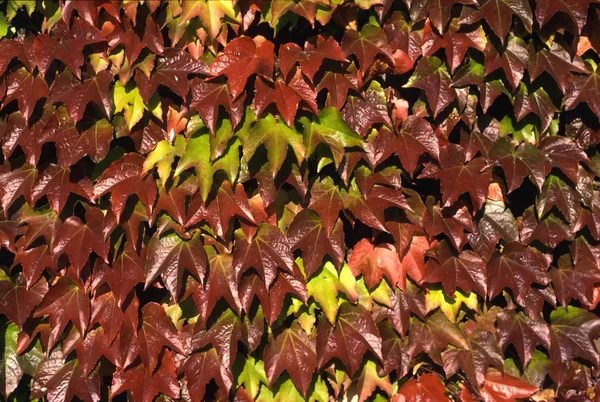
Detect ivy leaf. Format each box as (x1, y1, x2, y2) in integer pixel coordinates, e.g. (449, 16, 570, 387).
(139, 302, 186, 372)
(408, 311, 469, 362)
(52, 207, 108, 275)
(264, 323, 317, 396)
(0, 274, 47, 329)
(539, 136, 589, 184)
(462, 0, 533, 43)
(422, 18, 487, 73)
(33, 19, 105, 78)
(497, 309, 551, 366)
(183, 348, 233, 402)
(404, 56, 456, 118)
(190, 79, 245, 134)
(421, 144, 491, 211)
(484, 36, 529, 90)
(0, 38, 34, 77)
(565, 66, 600, 120)
(392, 116, 438, 175)
(2, 67, 48, 122)
(46, 70, 113, 123)
(342, 81, 390, 137)
(236, 356, 268, 399)
(243, 113, 304, 177)
(466, 370, 538, 402)
(145, 231, 206, 300)
(136, 48, 209, 103)
(254, 72, 318, 127)
(487, 242, 550, 303)
(489, 137, 545, 192)
(528, 42, 587, 93)
(317, 302, 383, 375)
(107, 15, 164, 66)
(307, 262, 343, 324)
(548, 306, 600, 376)
(93, 153, 156, 220)
(348, 238, 404, 290)
(33, 278, 89, 351)
(393, 374, 449, 402)
(442, 329, 504, 388)
(307, 177, 343, 236)
(269, 0, 317, 26)
(341, 25, 394, 74)
(0, 163, 37, 213)
(424, 240, 486, 297)
(179, 0, 238, 40)
(423, 197, 473, 250)
(194, 308, 245, 373)
(377, 321, 410, 376)
(536, 0, 589, 33)
(287, 209, 345, 278)
(205, 252, 243, 315)
(234, 224, 294, 289)
(30, 349, 100, 402)
(111, 352, 180, 402)
(513, 83, 557, 133)
(550, 255, 600, 307)
(536, 174, 581, 223)
(316, 71, 358, 110)
(210, 36, 275, 99)
(425, 288, 478, 323)
(186, 182, 255, 238)
(356, 360, 391, 402)
(279, 36, 347, 82)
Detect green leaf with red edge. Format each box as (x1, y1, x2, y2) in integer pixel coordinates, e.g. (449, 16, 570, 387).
(316, 302, 383, 375)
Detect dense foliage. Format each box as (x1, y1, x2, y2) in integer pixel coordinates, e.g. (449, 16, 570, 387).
(0, 0, 600, 401)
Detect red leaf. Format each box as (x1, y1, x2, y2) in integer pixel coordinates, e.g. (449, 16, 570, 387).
(349, 238, 404, 290)
(139, 302, 186, 371)
(210, 36, 275, 99)
(392, 374, 449, 402)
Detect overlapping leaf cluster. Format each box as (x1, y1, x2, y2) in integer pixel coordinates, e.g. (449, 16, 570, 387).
(0, 0, 600, 401)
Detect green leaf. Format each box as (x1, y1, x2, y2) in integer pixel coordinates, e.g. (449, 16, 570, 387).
(237, 357, 268, 399)
(243, 113, 305, 177)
